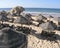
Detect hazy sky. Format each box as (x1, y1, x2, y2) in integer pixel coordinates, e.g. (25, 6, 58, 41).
(0, 0, 60, 8)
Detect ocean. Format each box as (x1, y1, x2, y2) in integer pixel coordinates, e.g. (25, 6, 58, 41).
(0, 8, 60, 13)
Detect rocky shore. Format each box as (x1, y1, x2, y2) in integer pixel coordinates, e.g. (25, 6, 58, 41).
(0, 6, 60, 48)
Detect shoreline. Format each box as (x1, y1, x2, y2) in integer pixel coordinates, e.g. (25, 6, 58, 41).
(24, 11, 60, 14)
(23, 11, 60, 17)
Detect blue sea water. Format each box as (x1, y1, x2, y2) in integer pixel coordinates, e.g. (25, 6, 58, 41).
(25, 8, 60, 13)
(0, 8, 60, 13)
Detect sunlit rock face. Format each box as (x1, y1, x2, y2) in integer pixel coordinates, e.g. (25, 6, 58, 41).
(24, 13, 32, 21)
(21, 13, 32, 22)
(13, 16, 31, 25)
(10, 6, 25, 16)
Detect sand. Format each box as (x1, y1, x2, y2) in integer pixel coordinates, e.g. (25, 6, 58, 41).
(1, 10, 60, 48)
(2, 21, 60, 48)
(27, 25, 60, 48)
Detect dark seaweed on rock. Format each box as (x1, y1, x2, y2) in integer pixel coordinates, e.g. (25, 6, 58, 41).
(15, 26, 32, 35)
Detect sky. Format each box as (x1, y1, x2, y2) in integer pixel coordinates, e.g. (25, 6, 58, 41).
(0, 0, 60, 8)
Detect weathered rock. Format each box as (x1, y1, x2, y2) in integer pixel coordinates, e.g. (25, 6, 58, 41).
(23, 13, 32, 21)
(10, 6, 25, 16)
(0, 27, 27, 48)
(0, 10, 8, 22)
(0, 10, 8, 16)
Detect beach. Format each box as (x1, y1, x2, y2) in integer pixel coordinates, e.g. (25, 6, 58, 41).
(0, 0, 60, 48)
(2, 21, 60, 48)
(0, 6, 60, 48)
(23, 11, 60, 17)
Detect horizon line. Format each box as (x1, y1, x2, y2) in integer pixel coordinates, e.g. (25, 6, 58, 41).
(0, 7, 60, 9)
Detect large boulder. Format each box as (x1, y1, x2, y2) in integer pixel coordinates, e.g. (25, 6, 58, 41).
(10, 6, 25, 16)
(13, 16, 32, 25)
(0, 10, 8, 16)
(0, 27, 27, 48)
(24, 13, 32, 20)
(0, 10, 8, 22)
(21, 13, 32, 21)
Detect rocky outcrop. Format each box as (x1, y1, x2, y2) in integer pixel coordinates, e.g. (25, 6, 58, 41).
(0, 10, 8, 22)
(10, 6, 25, 16)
